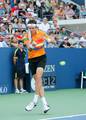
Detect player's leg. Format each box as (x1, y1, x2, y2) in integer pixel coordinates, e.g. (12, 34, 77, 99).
(25, 55, 50, 113)
(34, 67, 50, 113)
(25, 67, 50, 113)
(25, 60, 39, 111)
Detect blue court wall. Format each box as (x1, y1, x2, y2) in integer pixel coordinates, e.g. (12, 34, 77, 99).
(0, 48, 14, 94)
(44, 48, 86, 90)
(0, 48, 86, 94)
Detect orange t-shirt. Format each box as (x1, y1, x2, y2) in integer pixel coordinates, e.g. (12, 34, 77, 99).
(23, 29, 49, 59)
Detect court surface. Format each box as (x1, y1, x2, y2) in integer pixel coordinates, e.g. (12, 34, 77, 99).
(0, 89, 86, 120)
(40, 114, 86, 120)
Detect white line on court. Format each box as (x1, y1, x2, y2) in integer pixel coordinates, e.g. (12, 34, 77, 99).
(40, 113, 86, 120)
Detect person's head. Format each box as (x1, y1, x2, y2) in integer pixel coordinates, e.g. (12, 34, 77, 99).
(60, 27, 66, 32)
(0, 23, 5, 31)
(0, 2, 4, 8)
(13, 18, 18, 23)
(18, 40, 24, 49)
(27, 20, 37, 34)
(63, 36, 69, 42)
(0, 35, 4, 42)
(70, 32, 75, 38)
(22, 30, 26, 34)
(59, 4, 64, 10)
(15, 29, 20, 35)
(18, 18, 23, 23)
(43, 17, 48, 24)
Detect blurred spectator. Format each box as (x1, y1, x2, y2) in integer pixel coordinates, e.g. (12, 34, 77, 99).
(80, 5, 86, 18)
(68, 32, 79, 48)
(59, 36, 72, 48)
(59, 26, 68, 38)
(0, 35, 9, 47)
(27, 1, 34, 16)
(0, 23, 8, 35)
(79, 32, 86, 48)
(38, 17, 50, 33)
(52, 15, 60, 33)
(0, 2, 6, 17)
(18, 0, 26, 9)
(4, 1, 11, 14)
(64, 4, 75, 19)
(8, 23, 13, 34)
(54, 4, 65, 20)
(50, 0, 57, 8)
(70, 4, 80, 19)
(12, 17, 19, 33)
(18, 18, 26, 30)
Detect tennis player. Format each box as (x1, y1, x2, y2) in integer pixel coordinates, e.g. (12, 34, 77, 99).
(23, 20, 56, 113)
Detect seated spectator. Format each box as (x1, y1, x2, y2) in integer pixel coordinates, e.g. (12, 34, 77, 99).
(0, 35, 9, 47)
(12, 17, 19, 33)
(8, 23, 13, 34)
(68, 32, 79, 47)
(4, 1, 11, 14)
(50, 0, 57, 8)
(18, 6, 26, 18)
(79, 32, 86, 48)
(27, 1, 34, 16)
(54, 5, 65, 20)
(59, 36, 72, 48)
(0, 23, 8, 35)
(18, 0, 26, 10)
(60, 27, 68, 38)
(70, 4, 80, 19)
(0, 2, 6, 17)
(80, 5, 86, 18)
(38, 17, 50, 33)
(64, 4, 75, 19)
(18, 18, 26, 30)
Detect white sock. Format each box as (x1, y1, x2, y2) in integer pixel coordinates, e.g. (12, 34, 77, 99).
(33, 94, 39, 104)
(41, 96, 48, 106)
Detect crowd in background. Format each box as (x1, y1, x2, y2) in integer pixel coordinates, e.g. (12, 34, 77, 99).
(0, 0, 86, 48)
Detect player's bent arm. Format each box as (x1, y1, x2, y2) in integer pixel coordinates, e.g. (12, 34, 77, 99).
(44, 33, 56, 44)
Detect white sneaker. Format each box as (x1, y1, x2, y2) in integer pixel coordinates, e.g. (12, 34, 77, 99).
(15, 89, 20, 94)
(20, 89, 27, 93)
(25, 102, 36, 111)
(43, 105, 50, 113)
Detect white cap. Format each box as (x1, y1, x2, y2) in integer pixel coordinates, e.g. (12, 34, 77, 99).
(64, 36, 68, 40)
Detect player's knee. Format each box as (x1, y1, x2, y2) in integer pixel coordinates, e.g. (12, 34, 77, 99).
(35, 78, 42, 86)
(35, 74, 42, 80)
